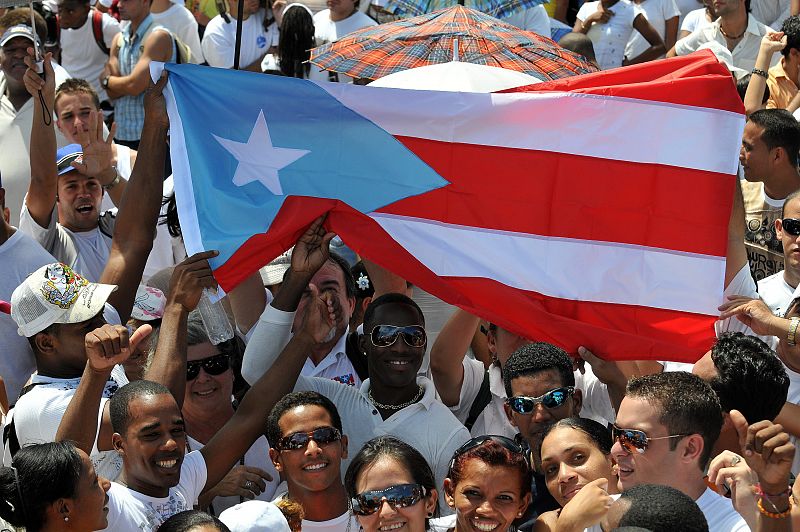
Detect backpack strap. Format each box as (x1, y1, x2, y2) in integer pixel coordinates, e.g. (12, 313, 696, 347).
(2, 382, 45, 459)
(465, 370, 492, 432)
(92, 10, 110, 55)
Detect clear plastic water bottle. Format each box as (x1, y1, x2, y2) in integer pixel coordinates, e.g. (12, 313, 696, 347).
(197, 290, 234, 345)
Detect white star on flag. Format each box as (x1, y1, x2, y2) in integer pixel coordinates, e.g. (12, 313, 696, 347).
(213, 110, 310, 195)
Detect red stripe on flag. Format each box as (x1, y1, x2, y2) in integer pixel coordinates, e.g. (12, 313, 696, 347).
(380, 136, 734, 257)
(214, 198, 717, 362)
(504, 51, 745, 115)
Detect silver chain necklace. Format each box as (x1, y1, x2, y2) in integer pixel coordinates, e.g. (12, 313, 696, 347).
(368, 385, 424, 410)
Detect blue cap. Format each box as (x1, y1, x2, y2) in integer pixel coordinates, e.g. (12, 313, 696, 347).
(55, 144, 83, 176)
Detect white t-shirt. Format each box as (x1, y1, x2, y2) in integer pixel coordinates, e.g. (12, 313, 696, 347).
(675, 0, 702, 25)
(0, 230, 55, 402)
(186, 434, 279, 515)
(103, 450, 208, 531)
(313, 9, 376, 82)
(502, 5, 552, 37)
(681, 7, 710, 34)
(751, 0, 790, 30)
(151, 3, 205, 63)
(301, 330, 361, 387)
(577, 0, 642, 70)
(301, 510, 360, 531)
(260, 53, 330, 81)
(758, 270, 795, 316)
(5, 364, 128, 481)
(625, 0, 679, 59)
(695, 487, 750, 532)
(60, 10, 120, 102)
(19, 200, 116, 283)
(202, 9, 278, 69)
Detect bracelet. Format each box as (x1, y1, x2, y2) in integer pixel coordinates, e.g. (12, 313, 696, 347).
(757, 496, 792, 518)
(788, 317, 800, 346)
(755, 483, 792, 499)
(103, 166, 121, 190)
(752, 67, 769, 79)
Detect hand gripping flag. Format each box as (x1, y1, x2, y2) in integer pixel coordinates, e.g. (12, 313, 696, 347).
(154, 51, 744, 363)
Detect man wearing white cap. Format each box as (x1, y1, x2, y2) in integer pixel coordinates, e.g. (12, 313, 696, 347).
(219, 501, 291, 532)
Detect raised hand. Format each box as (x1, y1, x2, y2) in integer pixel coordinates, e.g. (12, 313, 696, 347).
(71, 110, 117, 181)
(731, 409, 795, 493)
(718, 296, 783, 337)
(557, 478, 614, 532)
(85, 323, 153, 373)
(168, 250, 221, 312)
(290, 215, 336, 279)
(207, 465, 273, 500)
(707, 449, 758, 528)
(297, 284, 339, 345)
(760, 31, 787, 55)
(144, 71, 170, 130)
(22, 49, 55, 104)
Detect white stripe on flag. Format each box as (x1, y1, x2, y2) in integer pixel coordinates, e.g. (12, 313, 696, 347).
(370, 213, 725, 316)
(315, 83, 744, 176)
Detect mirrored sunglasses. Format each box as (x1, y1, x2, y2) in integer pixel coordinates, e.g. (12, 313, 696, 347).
(352, 483, 427, 516)
(783, 218, 800, 236)
(186, 353, 231, 381)
(611, 425, 688, 454)
(448, 435, 530, 475)
(277, 426, 342, 451)
(369, 325, 427, 348)
(506, 386, 574, 414)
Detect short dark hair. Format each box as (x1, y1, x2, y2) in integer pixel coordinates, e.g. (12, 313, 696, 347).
(362, 293, 425, 331)
(0, 441, 83, 531)
(0, 8, 47, 42)
(736, 74, 769, 105)
(55, 78, 101, 112)
(781, 188, 800, 218)
(748, 109, 800, 167)
(617, 484, 709, 532)
(710, 332, 788, 422)
(344, 436, 438, 519)
(558, 32, 597, 64)
(781, 15, 800, 58)
(109, 380, 172, 435)
(266, 391, 343, 448)
(158, 510, 231, 532)
(447, 439, 532, 498)
(542, 417, 612, 455)
(503, 342, 575, 397)
(626, 372, 723, 469)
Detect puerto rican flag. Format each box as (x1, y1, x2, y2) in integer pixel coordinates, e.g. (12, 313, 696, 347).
(153, 51, 743, 363)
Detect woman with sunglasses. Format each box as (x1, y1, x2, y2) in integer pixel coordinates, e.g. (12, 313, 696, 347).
(535, 418, 618, 532)
(430, 436, 532, 532)
(344, 436, 439, 532)
(163, 313, 279, 514)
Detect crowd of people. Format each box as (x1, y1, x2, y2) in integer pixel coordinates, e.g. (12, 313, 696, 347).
(3, 0, 800, 528)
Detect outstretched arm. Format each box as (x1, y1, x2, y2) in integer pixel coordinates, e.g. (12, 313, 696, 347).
(430, 309, 477, 407)
(101, 74, 170, 323)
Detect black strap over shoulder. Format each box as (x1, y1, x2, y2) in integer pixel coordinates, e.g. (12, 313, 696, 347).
(2, 382, 44, 459)
(465, 370, 492, 432)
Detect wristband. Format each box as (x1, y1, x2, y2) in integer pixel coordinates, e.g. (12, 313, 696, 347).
(103, 166, 121, 190)
(755, 483, 792, 499)
(752, 67, 769, 79)
(788, 317, 799, 346)
(757, 497, 792, 518)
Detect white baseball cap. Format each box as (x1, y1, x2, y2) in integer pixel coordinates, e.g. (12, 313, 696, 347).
(259, 248, 293, 287)
(219, 501, 291, 532)
(11, 263, 116, 337)
(131, 285, 166, 322)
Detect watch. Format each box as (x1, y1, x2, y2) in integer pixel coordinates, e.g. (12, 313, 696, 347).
(103, 166, 121, 190)
(101, 76, 110, 89)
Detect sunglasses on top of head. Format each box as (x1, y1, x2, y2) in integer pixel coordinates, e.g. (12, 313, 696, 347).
(611, 425, 689, 454)
(186, 353, 231, 381)
(782, 218, 800, 236)
(352, 483, 428, 516)
(369, 324, 427, 348)
(506, 386, 575, 414)
(276, 426, 342, 451)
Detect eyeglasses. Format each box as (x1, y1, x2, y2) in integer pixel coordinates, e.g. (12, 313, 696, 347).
(369, 325, 427, 349)
(276, 426, 342, 451)
(186, 353, 231, 381)
(611, 425, 689, 454)
(506, 387, 575, 414)
(352, 483, 427, 516)
(783, 218, 800, 236)
(448, 435, 530, 475)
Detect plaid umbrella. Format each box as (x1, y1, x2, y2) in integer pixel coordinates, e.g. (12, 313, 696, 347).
(309, 5, 597, 81)
(387, 0, 545, 19)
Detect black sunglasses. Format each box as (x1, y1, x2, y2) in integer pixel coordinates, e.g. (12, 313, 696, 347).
(506, 386, 575, 414)
(448, 435, 529, 475)
(277, 426, 342, 451)
(369, 325, 427, 348)
(352, 483, 427, 516)
(186, 353, 231, 381)
(783, 218, 800, 236)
